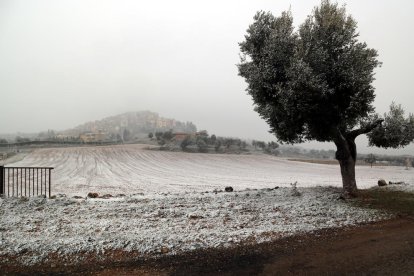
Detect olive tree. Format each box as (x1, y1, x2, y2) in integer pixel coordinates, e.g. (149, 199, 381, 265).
(238, 0, 414, 196)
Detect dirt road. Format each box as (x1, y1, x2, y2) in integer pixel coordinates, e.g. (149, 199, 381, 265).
(92, 218, 414, 275)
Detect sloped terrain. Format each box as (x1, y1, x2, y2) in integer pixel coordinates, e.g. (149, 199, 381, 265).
(8, 144, 414, 197)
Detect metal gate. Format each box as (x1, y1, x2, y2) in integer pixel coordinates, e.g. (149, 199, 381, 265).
(0, 166, 53, 198)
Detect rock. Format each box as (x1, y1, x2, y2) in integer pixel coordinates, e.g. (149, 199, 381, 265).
(19, 197, 29, 202)
(225, 186, 234, 192)
(160, 246, 169, 254)
(87, 192, 99, 198)
(101, 194, 113, 199)
(188, 213, 204, 219)
(72, 196, 84, 199)
(191, 243, 202, 250)
(389, 181, 405, 185)
(378, 179, 387, 187)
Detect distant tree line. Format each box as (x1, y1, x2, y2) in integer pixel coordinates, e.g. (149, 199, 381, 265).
(148, 130, 280, 155)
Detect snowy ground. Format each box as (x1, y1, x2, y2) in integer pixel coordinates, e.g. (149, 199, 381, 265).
(1, 145, 412, 267)
(0, 187, 393, 266)
(5, 144, 414, 197)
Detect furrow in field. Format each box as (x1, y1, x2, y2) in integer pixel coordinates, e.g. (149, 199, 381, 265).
(7, 144, 414, 196)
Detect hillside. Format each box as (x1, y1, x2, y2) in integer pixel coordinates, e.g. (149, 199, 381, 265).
(59, 111, 197, 140)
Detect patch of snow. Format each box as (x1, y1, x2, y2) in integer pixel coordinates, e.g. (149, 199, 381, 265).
(5, 145, 414, 196)
(0, 187, 391, 266)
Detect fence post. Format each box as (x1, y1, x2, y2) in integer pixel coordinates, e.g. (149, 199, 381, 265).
(48, 169, 51, 198)
(0, 166, 4, 197)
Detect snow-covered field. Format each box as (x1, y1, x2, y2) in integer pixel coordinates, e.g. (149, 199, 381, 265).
(6, 144, 414, 196)
(1, 145, 412, 267)
(0, 187, 392, 266)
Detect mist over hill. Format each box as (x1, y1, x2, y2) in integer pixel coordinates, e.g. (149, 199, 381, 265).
(60, 111, 197, 137)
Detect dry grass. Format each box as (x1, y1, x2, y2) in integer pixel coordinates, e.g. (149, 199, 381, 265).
(354, 189, 414, 216)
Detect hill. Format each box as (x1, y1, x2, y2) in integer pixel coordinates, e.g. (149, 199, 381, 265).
(58, 111, 197, 141)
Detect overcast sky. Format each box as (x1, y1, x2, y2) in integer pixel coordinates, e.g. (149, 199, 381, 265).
(0, 0, 413, 154)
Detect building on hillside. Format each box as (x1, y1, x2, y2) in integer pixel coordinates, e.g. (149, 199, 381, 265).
(173, 132, 191, 142)
(156, 118, 176, 129)
(79, 131, 107, 143)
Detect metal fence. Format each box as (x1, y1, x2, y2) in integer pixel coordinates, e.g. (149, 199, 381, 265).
(0, 166, 53, 198)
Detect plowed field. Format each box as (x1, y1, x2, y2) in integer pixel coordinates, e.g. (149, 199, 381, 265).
(8, 144, 413, 196)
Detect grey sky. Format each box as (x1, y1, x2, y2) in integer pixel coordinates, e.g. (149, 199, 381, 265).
(0, 0, 413, 154)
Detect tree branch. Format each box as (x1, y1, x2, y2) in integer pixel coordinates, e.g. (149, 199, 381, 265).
(347, 119, 384, 140)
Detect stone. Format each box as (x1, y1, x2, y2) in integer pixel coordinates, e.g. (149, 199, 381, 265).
(225, 186, 234, 192)
(19, 197, 29, 202)
(87, 192, 99, 198)
(389, 181, 405, 185)
(72, 196, 84, 199)
(378, 179, 387, 187)
(160, 246, 169, 254)
(188, 213, 204, 219)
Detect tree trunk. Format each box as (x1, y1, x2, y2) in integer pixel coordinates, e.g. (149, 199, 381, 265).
(338, 156, 357, 196)
(332, 120, 384, 196)
(334, 135, 358, 196)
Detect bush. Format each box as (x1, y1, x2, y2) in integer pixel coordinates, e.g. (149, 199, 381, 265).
(196, 138, 208, 153)
(181, 136, 192, 151)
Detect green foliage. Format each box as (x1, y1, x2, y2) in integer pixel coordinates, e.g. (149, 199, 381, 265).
(123, 129, 131, 141)
(210, 134, 217, 145)
(238, 0, 381, 143)
(224, 138, 235, 149)
(255, 141, 266, 149)
(181, 135, 192, 151)
(240, 141, 247, 150)
(0, 138, 8, 144)
(196, 138, 208, 153)
(267, 141, 279, 150)
(197, 130, 209, 137)
(155, 132, 163, 140)
(368, 103, 414, 148)
(365, 153, 376, 167)
(214, 139, 222, 152)
(264, 141, 280, 155)
(148, 132, 154, 139)
(15, 136, 31, 143)
(162, 130, 174, 141)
